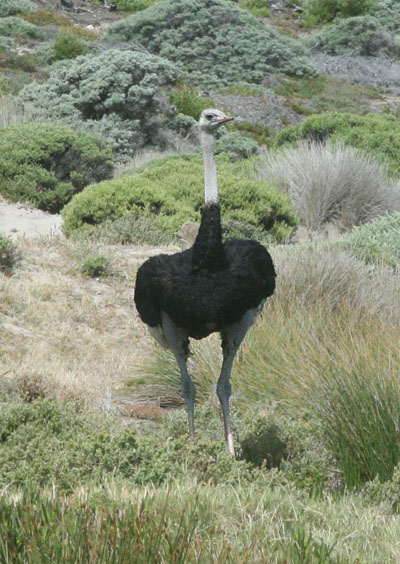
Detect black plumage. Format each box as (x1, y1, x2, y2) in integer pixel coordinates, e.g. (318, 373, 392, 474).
(135, 204, 275, 340)
(134, 109, 276, 455)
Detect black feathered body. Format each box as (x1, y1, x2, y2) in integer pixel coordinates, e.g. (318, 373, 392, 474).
(134, 204, 276, 340)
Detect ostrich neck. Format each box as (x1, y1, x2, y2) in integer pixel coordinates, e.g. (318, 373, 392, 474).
(201, 131, 218, 205)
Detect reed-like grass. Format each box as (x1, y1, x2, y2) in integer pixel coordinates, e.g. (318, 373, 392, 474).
(2, 480, 400, 563)
(143, 245, 400, 488)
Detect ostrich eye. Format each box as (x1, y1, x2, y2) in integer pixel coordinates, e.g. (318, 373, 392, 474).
(205, 113, 214, 120)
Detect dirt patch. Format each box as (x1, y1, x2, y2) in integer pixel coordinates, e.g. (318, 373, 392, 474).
(0, 196, 63, 239)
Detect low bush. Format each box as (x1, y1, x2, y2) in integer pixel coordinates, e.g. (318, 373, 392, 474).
(61, 154, 298, 242)
(53, 32, 87, 60)
(373, 0, 400, 32)
(79, 255, 111, 278)
(92, 214, 176, 246)
(303, 0, 377, 24)
(114, 0, 157, 10)
(304, 16, 400, 57)
(107, 0, 315, 87)
(275, 112, 400, 177)
(340, 211, 400, 268)
(0, 0, 37, 17)
(0, 233, 20, 275)
(19, 49, 179, 159)
(169, 85, 212, 120)
(0, 16, 41, 38)
(0, 123, 113, 213)
(257, 141, 400, 229)
(215, 132, 259, 161)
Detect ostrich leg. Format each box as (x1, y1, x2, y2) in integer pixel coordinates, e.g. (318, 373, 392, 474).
(161, 312, 195, 438)
(218, 309, 258, 455)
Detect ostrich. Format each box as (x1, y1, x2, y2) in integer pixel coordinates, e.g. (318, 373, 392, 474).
(134, 109, 276, 455)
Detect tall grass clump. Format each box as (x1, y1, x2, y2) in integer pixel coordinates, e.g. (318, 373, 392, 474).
(258, 141, 400, 230)
(107, 0, 315, 87)
(275, 112, 400, 177)
(0, 233, 20, 275)
(143, 245, 400, 488)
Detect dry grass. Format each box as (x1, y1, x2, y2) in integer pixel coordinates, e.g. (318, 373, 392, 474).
(0, 235, 172, 409)
(257, 141, 400, 230)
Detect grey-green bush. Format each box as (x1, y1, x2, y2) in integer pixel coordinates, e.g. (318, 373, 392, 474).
(62, 154, 298, 242)
(107, 0, 315, 87)
(215, 132, 259, 161)
(303, 0, 377, 23)
(0, 0, 37, 16)
(19, 49, 179, 159)
(340, 211, 400, 268)
(305, 16, 400, 57)
(0, 123, 113, 213)
(0, 16, 41, 38)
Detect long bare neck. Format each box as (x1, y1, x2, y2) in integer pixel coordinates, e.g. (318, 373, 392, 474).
(201, 130, 218, 204)
(191, 130, 227, 273)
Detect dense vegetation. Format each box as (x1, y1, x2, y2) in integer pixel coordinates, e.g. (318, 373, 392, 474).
(275, 112, 400, 176)
(107, 0, 315, 87)
(19, 49, 180, 158)
(2, 0, 400, 561)
(0, 123, 113, 212)
(62, 155, 298, 242)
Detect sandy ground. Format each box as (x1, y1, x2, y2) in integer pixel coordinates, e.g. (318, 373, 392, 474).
(0, 196, 63, 239)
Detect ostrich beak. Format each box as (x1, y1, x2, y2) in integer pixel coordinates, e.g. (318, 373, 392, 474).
(214, 115, 233, 124)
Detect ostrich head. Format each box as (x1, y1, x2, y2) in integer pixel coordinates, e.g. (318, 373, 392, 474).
(199, 108, 233, 134)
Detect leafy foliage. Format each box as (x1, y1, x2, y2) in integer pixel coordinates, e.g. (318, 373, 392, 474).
(0, 233, 20, 275)
(0, 16, 41, 38)
(215, 131, 259, 160)
(275, 112, 400, 177)
(62, 154, 298, 242)
(19, 49, 179, 159)
(0, 123, 113, 213)
(340, 211, 400, 268)
(305, 15, 400, 57)
(53, 32, 87, 60)
(79, 255, 111, 278)
(0, 0, 37, 17)
(303, 0, 377, 23)
(169, 85, 212, 120)
(373, 0, 400, 32)
(107, 0, 315, 87)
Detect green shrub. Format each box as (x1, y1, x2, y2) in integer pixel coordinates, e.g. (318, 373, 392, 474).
(239, 0, 269, 17)
(114, 0, 158, 11)
(304, 16, 400, 57)
(0, 233, 20, 275)
(340, 212, 400, 268)
(79, 255, 111, 278)
(92, 213, 176, 246)
(107, 0, 315, 87)
(373, 0, 400, 32)
(215, 131, 259, 160)
(0, 0, 37, 17)
(0, 51, 37, 72)
(303, 0, 377, 24)
(62, 154, 298, 242)
(275, 112, 400, 177)
(53, 32, 87, 60)
(19, 49, 179, 159)
(169, 85, 212, 120)
(0, 123, 113, 213)
(0, 16, 41, 38)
